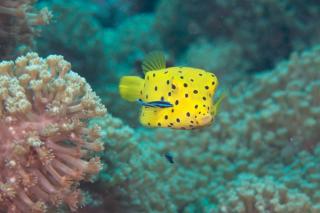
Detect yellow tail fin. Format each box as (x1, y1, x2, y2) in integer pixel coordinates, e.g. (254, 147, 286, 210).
(119, 76, 144, 102)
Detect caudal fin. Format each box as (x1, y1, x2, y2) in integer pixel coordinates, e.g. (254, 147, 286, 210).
(119, 76, 144, 102)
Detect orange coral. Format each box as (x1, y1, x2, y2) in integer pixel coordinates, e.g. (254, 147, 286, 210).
(0, 52, 106, 212)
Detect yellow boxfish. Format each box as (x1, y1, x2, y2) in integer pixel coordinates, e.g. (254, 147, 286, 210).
(119, 52, 225, 130)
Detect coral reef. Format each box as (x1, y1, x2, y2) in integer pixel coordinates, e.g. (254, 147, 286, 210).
(179, 39, 249, 83)
(0, 52, 106, 212)
(26, 1, 320, 211)
(155, 0, 320, 72)
(218, 174, 315, 213)
(36, 0, 106, 83)
(85, 44, 320, 212)
(37, 0, 161, 85)
(0, 0, 52, 59)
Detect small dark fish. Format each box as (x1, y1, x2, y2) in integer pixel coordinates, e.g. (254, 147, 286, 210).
(137, 99, 173, 108)
(165, 152, 174, 164)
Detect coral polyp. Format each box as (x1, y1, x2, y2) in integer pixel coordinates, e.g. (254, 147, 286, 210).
(0, 52, 106, 212)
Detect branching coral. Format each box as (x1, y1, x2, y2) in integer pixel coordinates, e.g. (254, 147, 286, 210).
(0, 52, 106, 212)
(215, 45, 320, 154)
(218, 174, 315, 213)
(0, 0, 52, 59)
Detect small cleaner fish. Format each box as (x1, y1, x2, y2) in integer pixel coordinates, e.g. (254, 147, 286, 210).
(119, 51, 225, 129)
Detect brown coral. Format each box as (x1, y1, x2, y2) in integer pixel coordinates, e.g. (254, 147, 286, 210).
(0, 52, 106, 212)
(0, 0, 52, 59)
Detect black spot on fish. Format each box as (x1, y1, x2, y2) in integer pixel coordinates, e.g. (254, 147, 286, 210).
(165, 152, 174, 163)
(203, 97, 206, 101)
(190, 79, 194, 82)
(140, 90, 142, 95)
(171, 109, 174, 112)
(168, 92, 172, 96)
(164, 70, 168, 74)
(147, 122, 151, 126)
(166, 80, 170, 85)
(183, 83, 188, 87)
(185, 93, 189, 98)
(176, 118, 180, 122)
(153, 73, 156, 77)
(158, 122, 161, 127)
(193, 90, 198, 94)
(172, 84, 176, 89)
(170, 122, 174, 126)
(205, 86, 209, 90)
(161, 96, 164, 101)
(203, 104, 206, 107)
(211, 74, 215, 77)
(195, 105, 198, 109)
(175, 100, 179, 105)
(199, 73, 203, 76)
(155, 86, 158, 91)
(178, 70, 182, 73)
(180, 76, 184, 79)
(146, 94, 148, 99)
(186, 112, 190, 117)
(190, 120, 194, 123)
(198, 112, 201, 114)
(212, 81, 215, 85)
(164, 115, 168, 119)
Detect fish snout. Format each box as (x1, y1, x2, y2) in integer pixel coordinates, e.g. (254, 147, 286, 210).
(200, 115, 213, 126)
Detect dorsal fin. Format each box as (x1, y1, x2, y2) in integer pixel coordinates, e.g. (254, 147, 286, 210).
(142, 51, 166, 74)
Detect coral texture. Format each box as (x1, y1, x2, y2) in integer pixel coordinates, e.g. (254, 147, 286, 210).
(37, 0, 161, 85)
(0, 53, 106, 212)
(218, 174, 314, 213)
(0, 0, 52, 59)
(155, 0, 320, 71)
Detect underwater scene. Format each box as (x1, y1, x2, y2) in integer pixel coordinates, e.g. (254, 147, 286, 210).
(0, 0, 320, 212)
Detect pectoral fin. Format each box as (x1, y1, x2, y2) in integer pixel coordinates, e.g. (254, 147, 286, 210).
(211, 92, 227, 116)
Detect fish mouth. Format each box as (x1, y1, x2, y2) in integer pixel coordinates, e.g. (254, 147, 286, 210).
(200, 115, 213, 126)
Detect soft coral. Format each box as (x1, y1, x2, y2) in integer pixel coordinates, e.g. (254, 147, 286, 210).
(0, 52, 106, 212)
